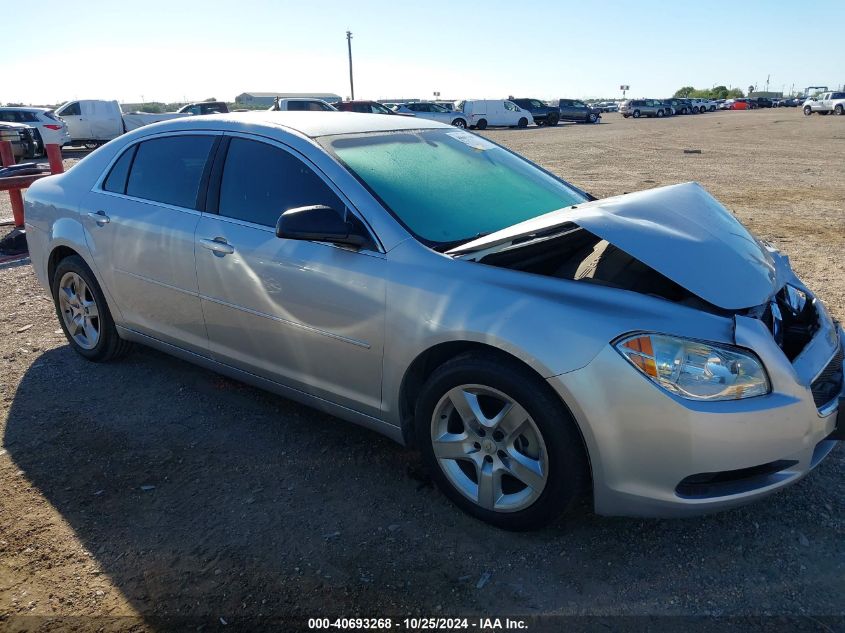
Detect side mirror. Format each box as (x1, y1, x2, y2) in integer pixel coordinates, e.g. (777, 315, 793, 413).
(276, 205, 369, 249)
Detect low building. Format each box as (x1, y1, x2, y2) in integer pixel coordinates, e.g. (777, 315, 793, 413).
(235, 92, 342, 107)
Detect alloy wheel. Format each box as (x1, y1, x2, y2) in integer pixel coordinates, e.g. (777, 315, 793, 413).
(58, 271, 100, 350)
(430, 384, 549, 513)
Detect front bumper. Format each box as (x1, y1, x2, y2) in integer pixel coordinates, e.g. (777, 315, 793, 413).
(548, 323, 843, 518)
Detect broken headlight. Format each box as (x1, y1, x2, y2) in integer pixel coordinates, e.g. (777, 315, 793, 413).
(615, 334, 770, 401)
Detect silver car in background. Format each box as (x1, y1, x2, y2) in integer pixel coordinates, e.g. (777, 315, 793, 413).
(24, 113, 843, 530)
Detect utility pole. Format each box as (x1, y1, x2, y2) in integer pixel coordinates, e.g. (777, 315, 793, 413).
(346, 31, 355, 101)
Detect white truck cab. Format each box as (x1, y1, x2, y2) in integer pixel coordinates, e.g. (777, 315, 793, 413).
(455, 100, 534, 130)
(54, 100, 190, 148)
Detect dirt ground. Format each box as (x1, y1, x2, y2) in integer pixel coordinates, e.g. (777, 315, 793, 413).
(1, 110, 843, 631)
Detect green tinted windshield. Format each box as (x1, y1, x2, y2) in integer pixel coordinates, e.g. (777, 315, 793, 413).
(321, 129, 586, 247)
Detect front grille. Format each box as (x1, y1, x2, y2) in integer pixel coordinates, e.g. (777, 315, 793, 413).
(811, 344, 844, 409)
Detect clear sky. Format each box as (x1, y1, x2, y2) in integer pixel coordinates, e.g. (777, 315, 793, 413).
(4, 0, 843, 105)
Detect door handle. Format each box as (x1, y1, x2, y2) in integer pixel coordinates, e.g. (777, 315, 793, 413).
(199, 238, 235, 255)
(87, 210, 110, 225)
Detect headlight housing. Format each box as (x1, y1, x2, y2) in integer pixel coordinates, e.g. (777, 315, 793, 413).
(615, 333, 770, 401)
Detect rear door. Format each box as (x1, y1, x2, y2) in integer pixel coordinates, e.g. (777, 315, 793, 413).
(84, 133, 219, 354)
(85, 101, 123, 140)
(194, 134, 386, 416)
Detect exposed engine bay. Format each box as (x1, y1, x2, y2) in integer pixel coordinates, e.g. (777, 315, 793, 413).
(472, 224, 712, 310)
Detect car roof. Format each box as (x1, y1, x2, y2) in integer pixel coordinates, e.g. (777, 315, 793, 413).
(0, 106, 49, 112)
(135, 111, 448, 139)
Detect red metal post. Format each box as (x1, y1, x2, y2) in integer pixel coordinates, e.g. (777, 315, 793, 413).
(46, 144, 64, 174)
(0, 140, 13, 167)
(0, 141, 25, 227)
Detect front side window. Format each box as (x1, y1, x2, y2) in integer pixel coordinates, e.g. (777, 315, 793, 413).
(58, 102, 81, 116)
(0, 112, 15, 123)
(322, 129, 587, 248)
(530, 100, 545, 108)
(125, 135, 215, 209)
(504, 102, 516, 111)
(371, 103, 391, 114)
(573, 101, 586, 108)
(218, 138, 343, 227)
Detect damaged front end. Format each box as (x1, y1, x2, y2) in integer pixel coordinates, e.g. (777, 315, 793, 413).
(449, 181, 843, 410)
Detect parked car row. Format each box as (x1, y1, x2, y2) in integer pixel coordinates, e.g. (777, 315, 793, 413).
(619, 98, 715, 118)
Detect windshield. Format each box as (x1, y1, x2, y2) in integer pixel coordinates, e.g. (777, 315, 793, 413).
(320, 129, 587, 248)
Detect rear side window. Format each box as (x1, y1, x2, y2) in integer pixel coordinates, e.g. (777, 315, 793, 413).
(102, 145, 137, 194)
(286, 101, 307, 111)
(126, 135, 215, 209)
(218, 138, 343, 227)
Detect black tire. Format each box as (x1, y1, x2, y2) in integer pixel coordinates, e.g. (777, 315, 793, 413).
(52, 255, 132, 362)
(517, 117, 529, 128)
(656, 109, 664, 118)
(451, 118, 467, 128)
(415, 352, 589, 530)
(632, 110, 641, 118)
(476, 119, 488, 130)
(588, 112, 598, 123)
(709, 105, 716, 112)
(835, 104, 844, 116)
(547, 113, 559, 126)
(804, 106, 812, 116)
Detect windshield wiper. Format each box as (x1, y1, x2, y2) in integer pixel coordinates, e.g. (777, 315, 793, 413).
(433, 232, 491, 253)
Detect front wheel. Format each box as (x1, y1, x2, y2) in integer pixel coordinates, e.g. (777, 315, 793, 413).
(416, 353, 588, 530)
(588, 112, 598, 123)
(803, 106, 812, 116)
(547, 113, 559, 126)
(517, 117, 528, 128)
(632, 110, 641, 118)
(451, 118, 467, 128)
(52, 255, 132, 362)
(656, 109, 664, 118)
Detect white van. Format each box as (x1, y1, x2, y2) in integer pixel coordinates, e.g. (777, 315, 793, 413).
(54, 100, 190, 148)
(455, 100, 534, 130)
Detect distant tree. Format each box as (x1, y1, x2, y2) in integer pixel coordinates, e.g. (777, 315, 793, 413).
(727, 88, 744, 98)
(674, 86, 695, 98)
(203, 97, 217, 102)
(711, 85, 729, 100)
(139, 103, 164, 113)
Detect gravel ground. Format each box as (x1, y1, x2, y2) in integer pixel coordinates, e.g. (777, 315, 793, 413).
(0, 110, 843, 631)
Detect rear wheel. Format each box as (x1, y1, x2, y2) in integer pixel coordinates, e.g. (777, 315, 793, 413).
(656, 109, 664, 118)
(416, 353, 588, 530)
(476, 119, 488, 130)
(83, 141, 99, 150)
(835, 104, 844, 116)
(52, 255, 132, 362)
(547, 113, 559, 126)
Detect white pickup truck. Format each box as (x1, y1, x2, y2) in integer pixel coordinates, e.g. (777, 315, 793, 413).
(802, 92, 845, 116)
(54, 100, 191, 148)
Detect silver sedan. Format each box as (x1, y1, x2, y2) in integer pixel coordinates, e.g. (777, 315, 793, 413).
(24, 112, 843, 530)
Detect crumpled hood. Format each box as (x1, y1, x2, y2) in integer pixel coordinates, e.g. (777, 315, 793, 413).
(449, 182, 783, 310)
